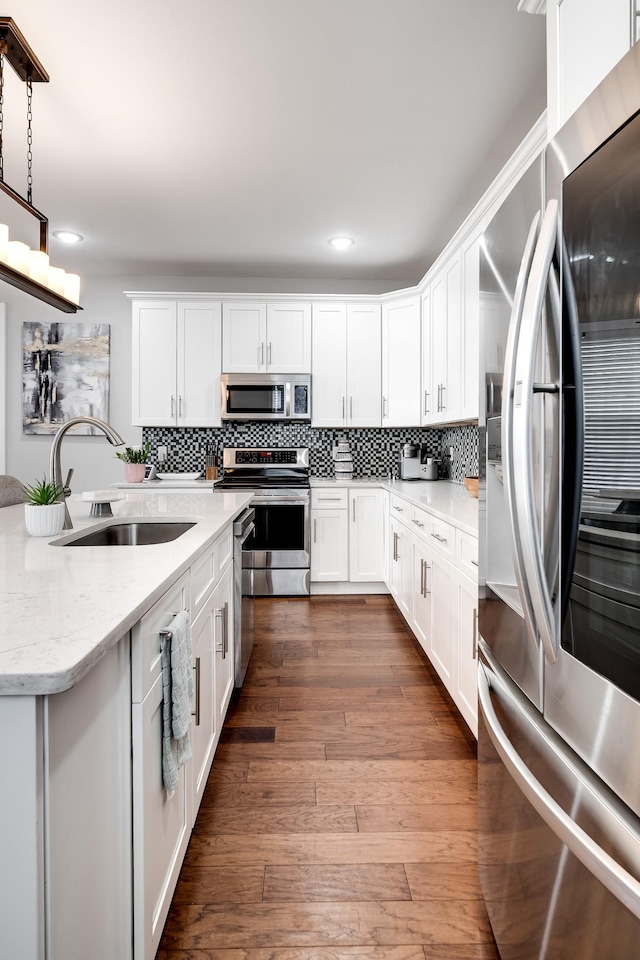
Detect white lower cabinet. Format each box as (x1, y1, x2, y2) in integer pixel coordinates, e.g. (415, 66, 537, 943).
(386, 494, 478, 736)
(311, 487, 384, 585)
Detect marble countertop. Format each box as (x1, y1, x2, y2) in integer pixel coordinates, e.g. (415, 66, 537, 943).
(0, 490, 252, 697)
(311, 478, 478, 536)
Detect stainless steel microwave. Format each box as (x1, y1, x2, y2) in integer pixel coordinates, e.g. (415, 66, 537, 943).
(221, 373, 311, 421)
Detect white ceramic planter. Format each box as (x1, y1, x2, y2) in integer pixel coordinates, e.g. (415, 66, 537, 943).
(24, 502, 66, 537)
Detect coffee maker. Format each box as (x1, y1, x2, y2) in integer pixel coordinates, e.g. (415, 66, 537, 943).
(398, 443, 421, 480)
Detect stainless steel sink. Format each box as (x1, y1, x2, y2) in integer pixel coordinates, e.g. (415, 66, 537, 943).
(53, 519, 196, 546)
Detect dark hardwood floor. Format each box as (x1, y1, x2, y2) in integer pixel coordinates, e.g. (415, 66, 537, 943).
(157, 595, 499, 960)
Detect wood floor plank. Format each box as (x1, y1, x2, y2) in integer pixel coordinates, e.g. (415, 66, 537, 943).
(195, 804, 358, 835)
(161, 900, 493, 949)
(356, 804, 477, 833)
(245, 759, 476, 783)
(214, 742, 327, 761)
(200, 781, 317, 808)
(171, 864, 265, 904)
(316, 779, 476, 806)
(277, 691, 405, 712)
(325, 740, 430, 761)
(184, 831, 478, 867)
(404, 863, 484, 901)
(262, 864, 411, 902)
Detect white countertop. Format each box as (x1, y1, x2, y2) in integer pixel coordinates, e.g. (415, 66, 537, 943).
(113, 478, 216, 490)
(0, 490, 252, 697)
(311, 478, 478, 536)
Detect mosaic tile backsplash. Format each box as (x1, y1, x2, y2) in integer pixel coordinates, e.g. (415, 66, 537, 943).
(142, 423, 478, 483)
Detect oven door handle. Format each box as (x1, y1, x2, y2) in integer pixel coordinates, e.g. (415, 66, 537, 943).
(239, 522, 255, 546)
(251, 497, 310, 505)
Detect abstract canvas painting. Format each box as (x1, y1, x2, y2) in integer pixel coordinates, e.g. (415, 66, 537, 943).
(22, 322, 110, 435)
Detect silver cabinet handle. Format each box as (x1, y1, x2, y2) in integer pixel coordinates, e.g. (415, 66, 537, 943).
(440, 383, 445, 411)
(472, 610, 477, 659)
(393, 531, 399, 561)
(352, 498, 356, 522)
(424, 390, 429, 415)
(313, 518, 317, 543)
(424, 561, 430, 595)
(223, 601, 229, 658)
(215, 608, 224, 654)
(412, 519, 424, 528)
(471, 559, 479, 567)
(192, 656, 201, 726)
(342, 396, 346, 420)
(393, 505, 404, 513)
(420, 557, 425, 597)
(478, 659, 640, 921)
(431, 532, 447, 543)
(382, 396, 388, 418)
(268, 342, 272, 366)
(318, 496, 342, 501)
(179, 395, 183, 418)
(511, 199, 560, 665)
(260, 342, 264, 367)
(170, 395, 175, 417)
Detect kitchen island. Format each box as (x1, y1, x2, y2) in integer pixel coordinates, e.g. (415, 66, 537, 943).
(0, 489, 251, 960)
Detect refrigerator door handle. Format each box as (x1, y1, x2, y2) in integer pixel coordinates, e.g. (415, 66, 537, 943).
(512, 199, 560, 664)
(479, 659, 640, 922)
(502, 210, 540, 646)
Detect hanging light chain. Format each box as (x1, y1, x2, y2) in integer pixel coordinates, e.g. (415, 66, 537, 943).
(26, 72, 33, 204)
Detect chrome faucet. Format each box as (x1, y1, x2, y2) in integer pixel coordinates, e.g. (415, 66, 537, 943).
(49, 416, 125, 529)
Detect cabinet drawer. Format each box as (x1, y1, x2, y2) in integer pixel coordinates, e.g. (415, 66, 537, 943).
(312, 488, 348, 509)
(409, 504, 430, 536)
(390, 494, 411, 524)
(131, 571, 190, 702)
(427, 516, 455, 560)
(456, 528, 479, 579)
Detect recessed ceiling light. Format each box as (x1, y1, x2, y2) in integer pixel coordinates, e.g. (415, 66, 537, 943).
(328, 236, 354, 250)
(53, 230, 83, 243)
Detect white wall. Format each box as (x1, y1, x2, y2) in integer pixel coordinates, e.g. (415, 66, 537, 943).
(4, 272, 394, 492)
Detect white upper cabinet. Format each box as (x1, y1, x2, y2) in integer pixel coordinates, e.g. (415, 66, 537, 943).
(381, 295, 421, 427)
(132, 299, 221, 427)
(548, 0, 635, 135)
(422, 228, 480, 426)
(312, 302, 381, 428)
(222, 301, 311, 373)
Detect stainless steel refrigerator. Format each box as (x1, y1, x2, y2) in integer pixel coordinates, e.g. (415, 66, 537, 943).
(478, 41, 640, 959)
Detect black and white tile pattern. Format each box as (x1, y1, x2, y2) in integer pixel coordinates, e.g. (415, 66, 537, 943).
(142, 422, 478, 483)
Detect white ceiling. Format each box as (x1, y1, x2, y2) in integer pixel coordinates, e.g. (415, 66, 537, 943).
(2, 1, 546, 287)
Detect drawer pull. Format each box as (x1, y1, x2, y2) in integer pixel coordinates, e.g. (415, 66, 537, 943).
(412, 519, 424, 528)
(192, 656, 201, 726)
(471, 559, 479, 567)
(393, 505, 404, 513)
(319, 496, 343, 501)
(431, 532, 447, 544)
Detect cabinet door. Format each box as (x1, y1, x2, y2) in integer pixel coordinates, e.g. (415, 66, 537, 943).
(421, 286, 433, 426)
(222, 302, 266, 372)
(429, 553, 455, 693)
(454, 570, 478, 737)
(381, 296, 421, 426)
(178, 301, 222, 427)
(349, 488, 385, 582)
(389, 517, 411, 621)
(132, 673, 191, 960)
(311, 303, 347, 427)
(347, 303, 382, 427)
(311, 508, 349, 581)
(444, 252, 462, 420)
(132, 300, 177, 426)
(191, 600, 216, 817)
(412, 537, 431, 656)
(460, 235, 480, 421)
(266, 302, 312, 372)
(214, 563, 235, 736)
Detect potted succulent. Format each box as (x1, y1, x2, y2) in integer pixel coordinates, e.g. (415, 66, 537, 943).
(23, 477, 66, 537)
(115, 442, 150, 483)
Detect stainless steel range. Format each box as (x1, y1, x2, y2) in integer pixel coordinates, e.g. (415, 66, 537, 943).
(216, 447, 310, 597)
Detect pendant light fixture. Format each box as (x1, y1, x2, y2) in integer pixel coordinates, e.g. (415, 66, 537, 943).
(0, 17, 81, 313)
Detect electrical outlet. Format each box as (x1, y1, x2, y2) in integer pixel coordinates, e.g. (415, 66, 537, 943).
(157, 445, 167, 463)
(449, 446, 454, 459)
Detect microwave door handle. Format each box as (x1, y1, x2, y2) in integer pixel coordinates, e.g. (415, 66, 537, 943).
(284, 382, 292, 419)
(512, 199, 560, 665)
(502, 210, 540, 651)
